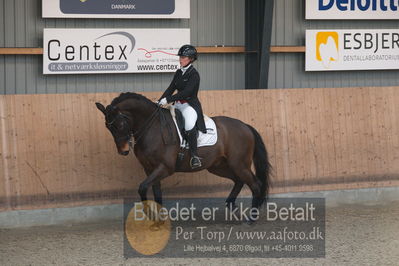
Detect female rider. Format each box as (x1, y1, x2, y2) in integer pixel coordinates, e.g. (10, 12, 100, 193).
(158, 44, 206, 169)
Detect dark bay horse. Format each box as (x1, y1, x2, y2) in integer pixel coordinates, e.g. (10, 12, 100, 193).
(96, 92, 271, 217)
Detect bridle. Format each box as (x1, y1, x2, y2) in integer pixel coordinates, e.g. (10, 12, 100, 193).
(106, 105, 162, 148)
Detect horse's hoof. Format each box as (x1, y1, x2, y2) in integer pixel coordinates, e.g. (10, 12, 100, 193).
(244, 217, 256, 226)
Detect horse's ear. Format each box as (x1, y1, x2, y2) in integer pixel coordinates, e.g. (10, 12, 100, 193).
(95, 102, 106, 115)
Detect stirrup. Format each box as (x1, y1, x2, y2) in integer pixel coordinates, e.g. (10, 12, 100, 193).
(190, 156, 202, 169)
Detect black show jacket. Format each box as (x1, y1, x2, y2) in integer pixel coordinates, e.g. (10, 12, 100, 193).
(160, 65, 206, 133)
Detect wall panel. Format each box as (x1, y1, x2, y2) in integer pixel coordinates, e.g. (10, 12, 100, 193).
(1, 87, 399, 210)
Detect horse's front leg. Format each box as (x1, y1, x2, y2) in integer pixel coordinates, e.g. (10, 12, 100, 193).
(138, 164, 169, 202)
(152, 182, 162, 205)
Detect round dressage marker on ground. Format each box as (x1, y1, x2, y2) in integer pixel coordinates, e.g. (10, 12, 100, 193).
(125, 200, 171, 255)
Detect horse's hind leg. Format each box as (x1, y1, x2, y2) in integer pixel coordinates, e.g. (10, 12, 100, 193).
(207, 165, 243, 209)
(225, 181, 244, 210)
(232, 167, 263, 222)
(246, 173, 262, 208)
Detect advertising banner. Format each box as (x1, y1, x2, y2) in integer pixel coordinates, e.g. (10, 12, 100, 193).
(306, 29, 399, 71)
(306, 0, 399, 20)
(43, 28, 190, 75)
(42, 0, 190, 19)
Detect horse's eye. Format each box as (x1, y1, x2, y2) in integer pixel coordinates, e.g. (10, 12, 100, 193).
(117, 121, 127, 131)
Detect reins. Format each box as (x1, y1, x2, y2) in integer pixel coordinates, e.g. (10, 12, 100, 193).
(130, 104, 176, 148)
(129, 105, 162, 146)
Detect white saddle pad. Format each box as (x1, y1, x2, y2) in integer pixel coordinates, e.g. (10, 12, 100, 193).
(168, 106, 218, 148)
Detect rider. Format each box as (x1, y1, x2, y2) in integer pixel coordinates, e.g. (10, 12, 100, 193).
(158, 44, 207, 169)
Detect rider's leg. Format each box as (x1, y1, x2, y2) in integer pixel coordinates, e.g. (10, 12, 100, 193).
(186, 128, 201, 168)
(182, 107, 197, 131)
(179, 103, 201, 169)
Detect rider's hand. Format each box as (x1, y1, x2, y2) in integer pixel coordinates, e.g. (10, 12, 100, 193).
(158, 98, 167, 106)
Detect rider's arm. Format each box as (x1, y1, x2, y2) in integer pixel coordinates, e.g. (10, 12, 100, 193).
(159, 71, 178, 100)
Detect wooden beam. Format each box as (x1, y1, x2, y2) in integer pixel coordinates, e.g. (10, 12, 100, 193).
(0, 48, 43, 54)
(196, 46, 246, 53)
(270, 46, 306, 53)
(0, 46, 307, 55)
(197, 46, 306, 53)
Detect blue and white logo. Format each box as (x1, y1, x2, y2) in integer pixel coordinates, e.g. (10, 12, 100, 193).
(306, 0, 399, 19)
(318, 0, 398, 11)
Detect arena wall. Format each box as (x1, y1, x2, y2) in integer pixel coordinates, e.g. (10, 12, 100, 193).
(1, 87, 399, 210)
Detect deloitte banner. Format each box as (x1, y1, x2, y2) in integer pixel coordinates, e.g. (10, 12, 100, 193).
(306, 29, 399, 71)
(306, 0, 399, 19)
(42, 0, 189, 19)
(43, 28, 190, 75)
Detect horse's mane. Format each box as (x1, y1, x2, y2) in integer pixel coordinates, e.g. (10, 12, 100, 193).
(111, 92, 156, 106)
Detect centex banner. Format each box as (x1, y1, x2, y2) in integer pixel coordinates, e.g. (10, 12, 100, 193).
(43, 28, 190, 75)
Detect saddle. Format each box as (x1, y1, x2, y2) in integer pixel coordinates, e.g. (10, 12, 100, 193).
(164, 106, 217, 169)
(168, 106, 218, 148)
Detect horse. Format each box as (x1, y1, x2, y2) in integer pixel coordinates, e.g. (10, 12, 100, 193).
(95, 92, 271, 220)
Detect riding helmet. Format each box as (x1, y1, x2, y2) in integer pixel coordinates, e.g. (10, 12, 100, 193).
(178, 44, 198, 60)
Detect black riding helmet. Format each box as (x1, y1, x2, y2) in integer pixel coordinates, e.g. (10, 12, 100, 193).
(178, 44, 198, 61)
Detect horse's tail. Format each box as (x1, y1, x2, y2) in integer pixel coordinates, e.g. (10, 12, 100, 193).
(246, 124, 272, 203)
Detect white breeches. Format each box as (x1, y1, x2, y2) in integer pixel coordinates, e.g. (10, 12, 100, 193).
(175, 102, 198, 131)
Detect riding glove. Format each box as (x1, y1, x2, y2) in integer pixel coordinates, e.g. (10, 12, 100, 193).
(158, 98, 168, 106)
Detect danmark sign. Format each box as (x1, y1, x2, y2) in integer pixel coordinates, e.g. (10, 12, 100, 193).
(42, 0, 190, 19)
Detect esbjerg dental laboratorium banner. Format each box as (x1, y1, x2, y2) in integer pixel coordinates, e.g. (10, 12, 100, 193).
(306, 29, 399, 71)
(42, 0, 189, 19)
(43, 28, 190, 75)
(306, 0, 399, 19)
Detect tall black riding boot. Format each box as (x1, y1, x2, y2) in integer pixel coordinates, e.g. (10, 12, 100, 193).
(186, 128, 202, 169)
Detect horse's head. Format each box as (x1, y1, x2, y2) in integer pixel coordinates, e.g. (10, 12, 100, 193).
(96, 102, 132, 156)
